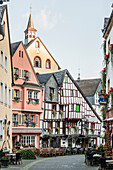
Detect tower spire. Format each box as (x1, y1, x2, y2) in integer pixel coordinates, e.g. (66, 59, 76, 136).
(24, 4, 37, 45)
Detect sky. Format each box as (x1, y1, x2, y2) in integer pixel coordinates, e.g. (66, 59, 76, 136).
(3, 0, 113, 79)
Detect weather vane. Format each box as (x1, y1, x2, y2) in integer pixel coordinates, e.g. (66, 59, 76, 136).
(30, 3, 32, 13)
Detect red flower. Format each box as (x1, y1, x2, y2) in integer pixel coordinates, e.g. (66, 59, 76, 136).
(102, 67, 106, 72)
(67, 125, 70, 128)
(13, 121, 15, 123)
(110, 44, 113, 47)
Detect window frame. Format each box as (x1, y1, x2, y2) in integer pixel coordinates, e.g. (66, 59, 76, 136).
(34, 56, 41, 68)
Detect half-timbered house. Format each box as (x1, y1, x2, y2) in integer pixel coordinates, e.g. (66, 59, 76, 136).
(37, 70, 102, 148)
(11, 41, 43, 149)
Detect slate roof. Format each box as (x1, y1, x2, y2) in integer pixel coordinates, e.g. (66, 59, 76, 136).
(76, 78, 101, 97)
(11, 41, 21, 56)
(0, 5, 6, 22)
(36, 70, 66, 85)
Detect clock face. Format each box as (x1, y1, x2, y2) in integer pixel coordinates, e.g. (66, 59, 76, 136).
(36, 49, 40, 54)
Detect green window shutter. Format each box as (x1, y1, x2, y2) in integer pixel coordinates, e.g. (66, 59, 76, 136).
(12, 89, 14, 100)
(65, 77, 68, 83)
(61, 90, 63, 96)
(76, 105, 80, 112)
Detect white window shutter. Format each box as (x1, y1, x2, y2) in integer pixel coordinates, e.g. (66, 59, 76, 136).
(12, 89, 14, 100)
(19, 69, 21, 78)
(19, 114, 21, 124)
(22, 69, 24, 79)
(29, 71, 31, 80)
(20, 90, 22, 101)
(36, 115, 38, 125)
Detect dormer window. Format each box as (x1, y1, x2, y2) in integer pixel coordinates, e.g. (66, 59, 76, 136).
(50, 88, 54, 101)
(46, 59, 51, 69)
(34, 57, 41, 68)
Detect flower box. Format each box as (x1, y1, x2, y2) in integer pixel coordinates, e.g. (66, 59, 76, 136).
(24, 76, 29, 81)
(34, 99, 39, 104)
(14, 97, 20, 103)
(14, 74, 19, 80)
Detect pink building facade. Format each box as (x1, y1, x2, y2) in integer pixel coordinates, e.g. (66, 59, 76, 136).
(11, 41, 43, 149)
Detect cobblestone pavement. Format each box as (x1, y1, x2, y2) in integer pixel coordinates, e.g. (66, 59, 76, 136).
(3, 155, 99, 170)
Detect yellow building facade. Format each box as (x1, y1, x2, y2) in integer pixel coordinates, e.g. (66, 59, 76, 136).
(0, 5, 12, 151)
(25, 13, 61, 74)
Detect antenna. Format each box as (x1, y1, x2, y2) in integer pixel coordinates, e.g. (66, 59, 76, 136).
(30, 3, 32, 13)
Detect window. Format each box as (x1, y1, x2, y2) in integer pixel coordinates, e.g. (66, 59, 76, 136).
(22, 136, 35, 147)
(34, 57, 41, 67)
(28, 91, 32, 99)
(19, 114, 26, 125)
(91, 123, 95, 129)
(22, 51, 23, 58)
(9, 88, 11, 107)
(5, 56, 7, 71)
(1, 51, 3, 67)
(71, 104, 74, 111)
(56, 122, 60, 128)
(46, 59, 51, 69)
(5, 85, 7, 105)
(34, 92, 39, 99)
(0, 120, 3, 140)
(14, 89, 19, 98)
(36, 115, 38, 125)
(1, 82, 3, 103)
(65, 76, 68, 83)
(36, 41, 40, 48)
(95, 92, 99, 104)
(60, 105, 64, 111)
(70, 90, 74, 96)
(48, 122, 52, 129)
(53, 105, 56, 110)
(76, 104, 80, 112)
(12, 114, 17, 126)
(19, 50, 21, 57)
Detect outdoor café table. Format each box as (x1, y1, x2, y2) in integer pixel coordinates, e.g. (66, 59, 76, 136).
(92, 154, 101, 166)
(93, 154, 101, 158)
(5, 153, 16, 164)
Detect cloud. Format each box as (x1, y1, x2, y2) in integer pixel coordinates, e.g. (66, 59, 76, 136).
(35, 9, 62, 30)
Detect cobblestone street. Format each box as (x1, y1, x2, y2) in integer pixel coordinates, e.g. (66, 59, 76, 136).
(4, 155, 98, 170)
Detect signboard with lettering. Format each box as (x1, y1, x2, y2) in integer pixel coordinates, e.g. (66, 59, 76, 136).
(98, 92, 108, 105)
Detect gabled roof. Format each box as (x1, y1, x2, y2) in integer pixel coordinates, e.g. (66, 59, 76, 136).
(11, 41, 21, 56)
(0, 5, 6, 22)
(36, 69, 66, 85)
(76, 79, 101, 97)
(25, 37, 61, 70)
(103, 10, 113, 38)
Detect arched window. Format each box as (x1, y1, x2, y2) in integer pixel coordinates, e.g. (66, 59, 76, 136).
(34, 57, 41, 68)
(46, 59, 51, 69)
(35, 41, 40, 48)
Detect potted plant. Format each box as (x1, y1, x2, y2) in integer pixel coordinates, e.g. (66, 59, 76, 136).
(24, 75, 29, 81)
(101, 68, 106, 90)
(14, 97, 20, 103)
(52, 109, 56, 119)
(49, 128, 52, 135)
(56, 127, 60, 134)
(109, 87, 113, 108)
(34, 99, 39, 104)
(28, 98, 33, 104)
(91, 128, 95, 135)
(31, 122, 36, 127)
(59, 110, 63, 120)
(14, 73, 19, 80)
(86, 127, 89, 135)
(74, 125, 78, 134)
(1, 157, 9, 167)
(25, 121, 29, 127)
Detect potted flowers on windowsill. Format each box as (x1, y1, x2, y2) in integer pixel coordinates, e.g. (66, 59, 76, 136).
(25, 121, 29, 127)
(67, 125, 71, 134)
(52, 109, 56, 119)
(31, 122, 36, 127)
(56, 127, 60, 134)
(24, 75, 29, 81)
(34, 99, 39, 104)
(13, 121, 18, 127)
(49, 128, 52, 135)
(28, 98, 33, 104)
(14, 73, 19, 80)
(14, 97, 20, 103)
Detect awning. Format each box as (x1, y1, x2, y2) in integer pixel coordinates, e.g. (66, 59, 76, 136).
(12, 127, 42, 134)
